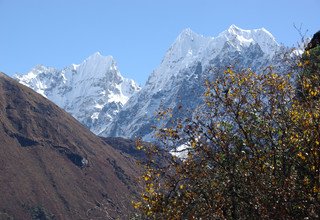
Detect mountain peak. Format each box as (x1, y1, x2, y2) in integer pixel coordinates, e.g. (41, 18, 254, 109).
(225, 24, 273, 37)
(179, 28, 197, 37)
(106, 25, 285, 140)
(163, 28, 210, 64)
(227, 24, 243, 33)
(93, 51, 102, 56)
(219, 25, 279, 56)
(15, 53, 140, 135)
(87, 51, 110, 59)
(84, 52, 114, 65)
(176, 28, 206, 43)
(30, 64, 56, 73)
(76, 52, 118, 81)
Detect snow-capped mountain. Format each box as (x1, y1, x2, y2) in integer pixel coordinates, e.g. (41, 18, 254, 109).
(101, 25, 288, 140)
(15, 25, 290, 141)
(15, 52, 140, 134)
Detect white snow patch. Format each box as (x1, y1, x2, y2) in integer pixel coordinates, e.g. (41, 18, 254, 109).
(94, 103, 104, 109)
(91, 112, 99, 120)
(170, 144, 190, 160)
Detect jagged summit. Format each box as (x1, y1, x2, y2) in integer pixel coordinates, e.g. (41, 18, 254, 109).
(228, 24, 242, 31)
(167, 28, 210, 61)
(102, 25, 286, 140)
(146, 25, 279, 91)
(224, 24, 275, 40)
(16, 26, 287, 141)
(170, 25, 278, 63)
(88, 51, 103, 57)
(69, 52, 118, 81)
(20, 52, 119, 85)
(15, 53, 140, 134)
(83, 51, 114, 66)
(226, 24, 262, 35)
(176, 28, 204, 40)
(219, 25, 279, 55)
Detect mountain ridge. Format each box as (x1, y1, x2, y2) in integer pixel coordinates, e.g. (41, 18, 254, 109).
(101, 25, 287, 140)
(15, 52, 140, 134)
(0, 71, 141, 219)
(15, 25, 289, 140)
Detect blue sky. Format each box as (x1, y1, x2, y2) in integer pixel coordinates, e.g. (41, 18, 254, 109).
(0, 0, 319, 85)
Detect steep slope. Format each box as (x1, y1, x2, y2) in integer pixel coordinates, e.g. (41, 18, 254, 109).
(15, 52, 140, 134)
(0, 72, 141, 219)
(102, 25, 288, 140)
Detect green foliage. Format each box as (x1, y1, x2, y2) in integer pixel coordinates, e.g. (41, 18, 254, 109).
(134, 58, 320, 219)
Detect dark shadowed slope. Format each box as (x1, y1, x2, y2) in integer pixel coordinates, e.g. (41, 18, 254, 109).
(0, 72, 141, 220)
(100, 137, 148, 162)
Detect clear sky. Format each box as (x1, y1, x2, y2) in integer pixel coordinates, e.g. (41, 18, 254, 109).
(0, 0, 319, 85)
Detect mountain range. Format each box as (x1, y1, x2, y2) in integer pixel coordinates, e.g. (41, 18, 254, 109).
(0, 24, 295, 219)
(15, 25, 290, 140)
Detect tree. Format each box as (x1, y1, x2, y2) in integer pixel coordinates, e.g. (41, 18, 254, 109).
(296, 44, 320, 101)
(134, 63, 320, 219)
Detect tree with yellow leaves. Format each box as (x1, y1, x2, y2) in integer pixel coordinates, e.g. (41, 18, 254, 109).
(134, 52, 320, 219)
(297, 33, 320, 101)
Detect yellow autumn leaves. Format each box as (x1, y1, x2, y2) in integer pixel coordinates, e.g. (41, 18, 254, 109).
(134, 59, 320, 218)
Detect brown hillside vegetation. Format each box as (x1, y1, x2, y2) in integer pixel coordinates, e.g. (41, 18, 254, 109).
(0, 72, 141, 219)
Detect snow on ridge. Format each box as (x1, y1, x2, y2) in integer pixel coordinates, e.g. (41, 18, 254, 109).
(14, 52, 140, 135)
(221, 24, 279, 56)
(15, 25, 282, 140)
(170, 25, 279, 61)
(102, 25, 284, 140)
(146, 25, 280, 93)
